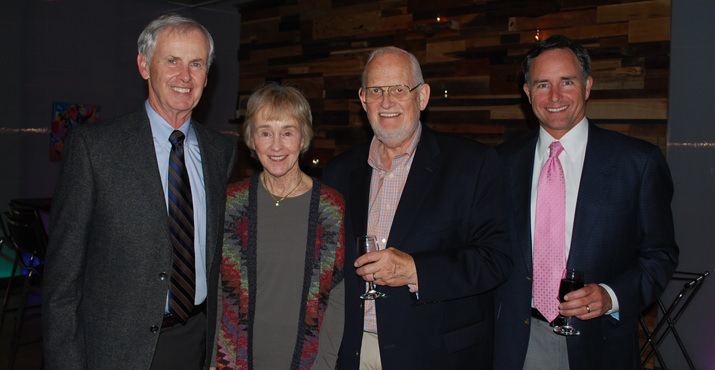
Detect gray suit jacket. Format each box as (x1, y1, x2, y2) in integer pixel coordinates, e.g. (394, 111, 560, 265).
(43, 108, 236, 369)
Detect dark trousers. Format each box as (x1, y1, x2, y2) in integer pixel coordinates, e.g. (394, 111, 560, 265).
(150, 311, 207, 370)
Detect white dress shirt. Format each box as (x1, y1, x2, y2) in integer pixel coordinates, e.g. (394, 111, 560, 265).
(529, 117, 619, 316)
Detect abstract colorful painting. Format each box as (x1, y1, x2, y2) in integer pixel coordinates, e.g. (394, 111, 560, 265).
(50, 102, 101, 161)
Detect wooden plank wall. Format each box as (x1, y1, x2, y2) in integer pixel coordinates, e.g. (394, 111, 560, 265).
(235, 0, 670, 177)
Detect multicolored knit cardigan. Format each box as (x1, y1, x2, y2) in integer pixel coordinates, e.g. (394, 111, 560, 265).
(217, 174, 345, 370)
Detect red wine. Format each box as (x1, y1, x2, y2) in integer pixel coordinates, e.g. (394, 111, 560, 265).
(559, 278, 584, 302)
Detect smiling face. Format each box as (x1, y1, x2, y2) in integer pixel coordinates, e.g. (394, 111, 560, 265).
(523, 48, 593, 139)
(138, 27, 209, 128)
(249, 107, 305, 181)
(360, 51, 430, 155)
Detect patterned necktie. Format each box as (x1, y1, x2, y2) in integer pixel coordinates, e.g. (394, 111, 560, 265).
(168, 130, 195, 322)
(533, 141, 566, 322)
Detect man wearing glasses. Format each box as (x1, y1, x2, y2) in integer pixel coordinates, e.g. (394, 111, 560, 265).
(323, 46, 512, 370)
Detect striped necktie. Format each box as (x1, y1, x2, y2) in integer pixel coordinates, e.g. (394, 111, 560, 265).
(168, 130, 195, 322)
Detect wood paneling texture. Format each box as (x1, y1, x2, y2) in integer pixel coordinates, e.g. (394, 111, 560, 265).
(236, 0, 670, 176)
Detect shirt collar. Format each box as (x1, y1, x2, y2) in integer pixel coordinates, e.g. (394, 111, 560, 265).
(537, 117, 588, 159)
(368, 122, 422, 171)
(145, 100, 195, 146)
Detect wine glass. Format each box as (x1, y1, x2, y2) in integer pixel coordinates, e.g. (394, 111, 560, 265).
(356, 235, 386, 300)
(553, 268, 584, 336)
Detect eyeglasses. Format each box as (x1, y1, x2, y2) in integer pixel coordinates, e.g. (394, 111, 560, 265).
(362, 83, 423, 103)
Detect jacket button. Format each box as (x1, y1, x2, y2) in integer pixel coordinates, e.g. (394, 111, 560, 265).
(150, 325, 160, 333)
(524, 319, 530, 325)
(355, 351, 359, 357)
(159, 272, 168, 280)
(525, 276, 532, 281)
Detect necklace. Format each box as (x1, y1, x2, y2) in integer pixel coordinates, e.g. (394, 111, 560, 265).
(263, 171, 303, 207)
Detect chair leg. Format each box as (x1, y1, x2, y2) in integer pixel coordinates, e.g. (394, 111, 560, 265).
(9, 269, 34, 370)
(0, 251, 20, 332)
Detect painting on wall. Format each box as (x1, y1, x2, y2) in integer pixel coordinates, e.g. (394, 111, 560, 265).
(50, 102, 101, 162)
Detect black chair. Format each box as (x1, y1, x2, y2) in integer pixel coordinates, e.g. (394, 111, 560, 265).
(639, 270, 710, 370)
(0, 215, 21, 330)
(0, 209, 47, 369)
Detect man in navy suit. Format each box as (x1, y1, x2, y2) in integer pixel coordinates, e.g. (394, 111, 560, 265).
(323, 46, 512, 370)
(493, 35, 678, 369)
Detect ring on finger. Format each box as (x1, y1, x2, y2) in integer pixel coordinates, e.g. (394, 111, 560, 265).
(585, 304, 591, 313)
(373, 273, 377, 281)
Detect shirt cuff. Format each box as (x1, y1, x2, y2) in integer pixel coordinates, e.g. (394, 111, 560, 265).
(598, 283, 619, 319)
(408, 283, 419, 300)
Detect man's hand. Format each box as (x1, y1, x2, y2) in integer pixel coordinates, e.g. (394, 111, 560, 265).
(355, 247, 418, 287)
(559, 283, 613, 320)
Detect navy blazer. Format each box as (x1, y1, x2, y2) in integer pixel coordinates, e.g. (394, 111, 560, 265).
(44, 108, 236, 370)
(493, 122, 678, 370)
(323, 125, 512, 370)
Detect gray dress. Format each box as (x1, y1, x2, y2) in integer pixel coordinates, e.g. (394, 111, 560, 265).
(251, 183, 344, 370)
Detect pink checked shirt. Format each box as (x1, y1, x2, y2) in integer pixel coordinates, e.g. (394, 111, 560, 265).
(363, 124, 422, 333)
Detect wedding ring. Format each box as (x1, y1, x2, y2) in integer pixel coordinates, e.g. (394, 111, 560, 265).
(373, 273, 377, 281)
(586, 304, 591, 313)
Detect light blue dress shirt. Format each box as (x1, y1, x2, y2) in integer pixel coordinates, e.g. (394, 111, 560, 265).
(145, 101, 208, 307)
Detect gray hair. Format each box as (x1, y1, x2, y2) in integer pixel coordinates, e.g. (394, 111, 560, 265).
(362, 46, 424, 87)
(137, 13, 215, 69)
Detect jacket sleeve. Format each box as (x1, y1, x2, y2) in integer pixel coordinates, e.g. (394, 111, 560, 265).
(605, 145, 679, 322)
(412, 147, 513, 302)
(43, 128, 93, 369)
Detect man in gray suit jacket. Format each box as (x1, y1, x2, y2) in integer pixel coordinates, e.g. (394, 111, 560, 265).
(43, 14, 236, 370)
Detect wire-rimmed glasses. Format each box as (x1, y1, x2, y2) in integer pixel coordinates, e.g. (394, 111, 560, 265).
(361, 83, 423, 103)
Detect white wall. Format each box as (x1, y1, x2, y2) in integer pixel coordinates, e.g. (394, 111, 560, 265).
(662, 0, 715, 369)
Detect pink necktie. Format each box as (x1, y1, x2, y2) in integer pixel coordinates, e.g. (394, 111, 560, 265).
(533, 141, 566, 322)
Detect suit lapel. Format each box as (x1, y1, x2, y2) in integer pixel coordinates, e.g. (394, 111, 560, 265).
(193, 121, 223, 267)
(509, 134, 538, 275)
(348, 152, 371, 240)
(118, 109, 169, 221)
(386, 127, 439, 251)
(569, 124, 616, 267)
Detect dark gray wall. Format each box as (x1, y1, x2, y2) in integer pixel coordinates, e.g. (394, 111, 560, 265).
(661, 1, 715, 369)
(0, 0, 242, 209)
(0, 1, 24, 211)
